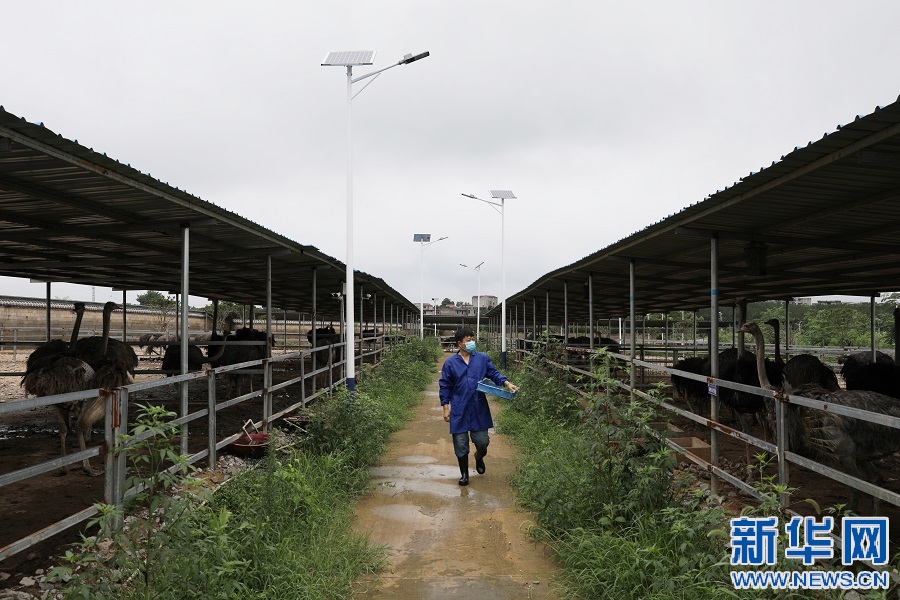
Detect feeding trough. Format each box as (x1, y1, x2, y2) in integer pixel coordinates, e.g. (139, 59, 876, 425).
(226, 433, 270, 458)
(225, 419, 270, 458)
(477, 379, 516, 400)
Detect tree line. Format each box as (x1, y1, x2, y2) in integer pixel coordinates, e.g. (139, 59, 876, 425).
(648, 294, 900, 348)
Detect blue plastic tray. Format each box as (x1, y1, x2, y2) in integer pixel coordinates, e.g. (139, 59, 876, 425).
(477, 379, 515, 399)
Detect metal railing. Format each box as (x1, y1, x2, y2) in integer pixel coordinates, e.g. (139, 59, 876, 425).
(513, 339, 900, 516)
(0, 333, 409, 563)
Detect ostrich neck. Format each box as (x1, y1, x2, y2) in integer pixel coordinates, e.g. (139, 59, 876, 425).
(750, 328, 776, 390)
(101, 307, 112, 355)
(69, 307, 85, 350)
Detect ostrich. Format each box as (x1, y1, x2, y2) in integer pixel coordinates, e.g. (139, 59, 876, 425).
(137, 333, 159, 357)
(160, 335, 227, 375)
(307, 323, 340, 365)
(766, 318, 839, 391)
(670, 355, 709, 413)
(764, 319, 786, 369)
(22, 302, 95, 474)
(717, 346, 782, 438)
(162, 300, 227, 376)
(839, 350, 894, 385)
(842, 362, 900, 398)
(307, 323, 341, 389)
(161, 342, 206, 374)
(69, 301, 140, 475)
(741, 320, 900, 513)
(212, 315, 269, 397)
(73, 302, 138, 381)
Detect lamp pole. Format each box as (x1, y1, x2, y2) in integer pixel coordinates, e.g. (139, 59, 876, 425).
(414, 234, 448, 340)
(460, 261, 484, 340)
(462, 190, 515, 367)
(322, 50, 429, 391)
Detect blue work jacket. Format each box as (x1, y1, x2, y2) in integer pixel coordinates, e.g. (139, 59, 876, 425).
(439, 351, 508, 435)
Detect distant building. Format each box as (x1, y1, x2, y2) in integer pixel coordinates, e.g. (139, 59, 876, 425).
(793, 297, 813, 305)
(472, 295, 498, 310)
(817, 300, 842, 306)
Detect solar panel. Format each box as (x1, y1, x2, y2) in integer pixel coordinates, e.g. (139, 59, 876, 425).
(490, 190, 516, 199)
(413, 234, 431, 242)
(321, 51, 376, 66)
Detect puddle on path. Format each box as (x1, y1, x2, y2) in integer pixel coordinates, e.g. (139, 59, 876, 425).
(373, 503, 439, 523)
(396, 455, 437, 464)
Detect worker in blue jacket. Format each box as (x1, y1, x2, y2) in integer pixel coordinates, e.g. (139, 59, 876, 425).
(439, 327, 518, 486)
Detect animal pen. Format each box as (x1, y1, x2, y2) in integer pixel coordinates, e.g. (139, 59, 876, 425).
(472, 96, 900, 543)
(0, 330, 408, 563)
(0, 106, 419, 567)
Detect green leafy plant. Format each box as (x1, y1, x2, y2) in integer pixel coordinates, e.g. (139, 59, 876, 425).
(51, 404, 250, 599)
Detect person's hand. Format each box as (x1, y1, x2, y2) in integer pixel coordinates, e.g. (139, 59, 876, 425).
(505, 382, 519, 393)
(443, 405, 451, 423)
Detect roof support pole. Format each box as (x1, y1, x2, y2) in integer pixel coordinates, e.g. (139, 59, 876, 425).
(532, 296, 536, 350)
(545, 291, 549, 342)
(871, 295, 877, 362)
(588, 274, 594, 352)
(709, 235, 719, 496)
(629, 260, 636, 396)
(180, 224, 190, 456)
(784, 300, 791, 360)
(311, 268, 317, 375)
(692, 310, 698, 357)
(122, 290, 127, 342)
(265, 254, 273, 432)
(563, 281, 568, 346)
(663, 311, 668, 367)
(737, 298, 748, 357)
(266, 255, 272, 357)
(45, 283, 51, 342)
(895, 308, 900, 363)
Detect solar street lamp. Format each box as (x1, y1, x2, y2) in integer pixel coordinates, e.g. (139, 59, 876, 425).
(460, 261, 484, 340)
(414, 234, 448, 340)
(462, 190, 515, 367)
(321, 49, 430, 391)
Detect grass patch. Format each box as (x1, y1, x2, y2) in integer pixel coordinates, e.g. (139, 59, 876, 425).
(495, 350, 738, 599)
(52, 338, 442, 599)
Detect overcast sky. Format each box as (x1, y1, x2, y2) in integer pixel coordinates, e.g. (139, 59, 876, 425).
(3, 1, 900, 309)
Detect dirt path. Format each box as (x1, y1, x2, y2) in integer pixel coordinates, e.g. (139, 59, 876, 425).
(352, 355, 561, 599)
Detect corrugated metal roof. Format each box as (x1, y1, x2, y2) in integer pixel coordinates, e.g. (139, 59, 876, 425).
(498, 98, 900, 324)
(0, 108, 415, 320)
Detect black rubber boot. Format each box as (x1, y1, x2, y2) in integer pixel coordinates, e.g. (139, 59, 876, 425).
(457, 456, 469, 486)
(475, 449, 486, 475)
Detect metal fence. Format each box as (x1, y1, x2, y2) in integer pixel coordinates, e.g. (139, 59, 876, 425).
(0, 333, 409, 563)
(513, 339, 900, 517)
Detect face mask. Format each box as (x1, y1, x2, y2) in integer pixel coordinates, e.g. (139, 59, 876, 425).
(465, 341, 476, 353)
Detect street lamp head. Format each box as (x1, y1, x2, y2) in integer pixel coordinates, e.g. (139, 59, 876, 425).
(400, 51, 430, 65)
(490, 190, 516, 199)
(321, 50, 376, 66)
(461, 193, 477, 199)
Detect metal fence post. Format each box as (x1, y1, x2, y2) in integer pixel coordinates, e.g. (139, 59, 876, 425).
(263, 358, 272, 432)
(208, 369, 217, 466)
(300, 351, 307, 407)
